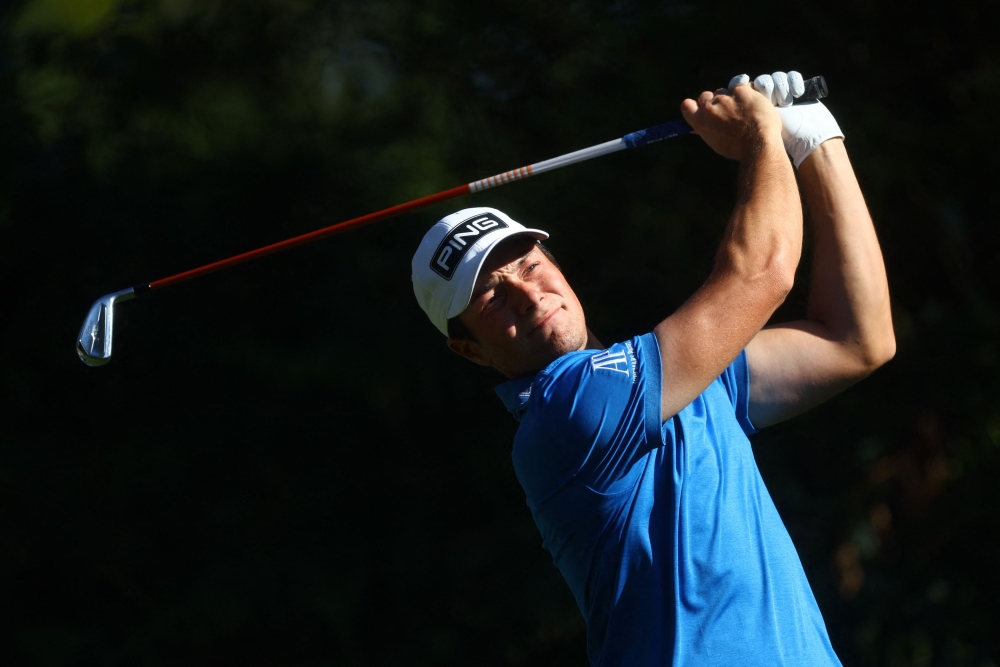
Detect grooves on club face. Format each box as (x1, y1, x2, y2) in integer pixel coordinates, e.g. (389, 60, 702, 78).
(76, 288, 135, 366)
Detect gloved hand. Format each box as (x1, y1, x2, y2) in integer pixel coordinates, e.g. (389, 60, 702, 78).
(728, 71, 844, 168)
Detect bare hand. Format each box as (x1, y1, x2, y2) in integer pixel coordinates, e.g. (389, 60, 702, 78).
(680, 84, 783, 161)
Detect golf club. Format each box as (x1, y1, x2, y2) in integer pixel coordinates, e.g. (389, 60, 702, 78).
(76, 76, 828, 366)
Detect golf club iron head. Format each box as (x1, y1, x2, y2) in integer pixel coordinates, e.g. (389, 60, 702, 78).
(76, 288, 135, 366)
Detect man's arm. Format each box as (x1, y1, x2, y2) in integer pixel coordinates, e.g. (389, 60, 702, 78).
(746, 138, 895, 428)
(654, 86, 802, 421)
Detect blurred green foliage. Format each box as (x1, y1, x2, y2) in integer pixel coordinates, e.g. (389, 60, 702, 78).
(14, 0, 124, 36)
(2, 0, 999, 665)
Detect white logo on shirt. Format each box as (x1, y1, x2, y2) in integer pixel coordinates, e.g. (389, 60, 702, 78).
(591, 348, 630, 375)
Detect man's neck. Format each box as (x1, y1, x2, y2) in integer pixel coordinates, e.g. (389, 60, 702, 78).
(583, 328, 604, 351)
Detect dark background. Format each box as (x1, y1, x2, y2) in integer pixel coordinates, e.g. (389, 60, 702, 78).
(2, 0, 999, 664)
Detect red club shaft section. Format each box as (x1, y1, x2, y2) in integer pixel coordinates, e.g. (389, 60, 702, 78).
(148, 184, 472, 291)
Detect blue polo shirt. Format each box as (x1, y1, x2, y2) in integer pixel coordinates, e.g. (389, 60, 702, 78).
(496, 333, 842, 667)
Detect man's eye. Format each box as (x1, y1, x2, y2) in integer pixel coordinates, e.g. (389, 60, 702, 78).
(526, 262, 540, 272)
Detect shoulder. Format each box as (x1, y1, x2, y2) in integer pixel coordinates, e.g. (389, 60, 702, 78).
(524, 339, 642, 439)
(513, 336, 661, 494)
(534, 339, 638, 400)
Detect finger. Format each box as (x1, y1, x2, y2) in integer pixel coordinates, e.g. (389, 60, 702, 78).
(753, 74, 774, 103)
(728, 73, 750, 91)
(771, 71, 792, 107)
(697, 90, 714, 106)
(710, 89, 731, 107)
(729, 83, 757, 102)
(680, 98, 699, 124)
(787, 71, 805, 98)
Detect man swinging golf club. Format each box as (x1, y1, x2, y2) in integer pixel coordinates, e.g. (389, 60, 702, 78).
(412, 71, 894, 666)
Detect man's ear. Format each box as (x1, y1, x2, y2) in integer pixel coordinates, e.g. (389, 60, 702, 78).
(446, 338, 493, 367)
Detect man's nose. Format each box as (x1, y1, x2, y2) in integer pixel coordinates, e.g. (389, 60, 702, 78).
(508, 279, 544, 313)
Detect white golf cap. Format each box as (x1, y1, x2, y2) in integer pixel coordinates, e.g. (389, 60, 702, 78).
(412, 207, 549, 336)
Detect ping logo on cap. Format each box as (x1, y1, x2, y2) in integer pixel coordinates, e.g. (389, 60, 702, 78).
(430, 213, 509, 280)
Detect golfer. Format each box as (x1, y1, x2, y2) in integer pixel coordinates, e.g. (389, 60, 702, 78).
(411, 71, 894, 666)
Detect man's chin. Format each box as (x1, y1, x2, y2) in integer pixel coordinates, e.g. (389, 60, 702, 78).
(525, 328, 588, 371)
(552, 323, 590, 354)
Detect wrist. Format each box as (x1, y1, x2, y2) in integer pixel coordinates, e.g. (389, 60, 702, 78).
(742, 129, 786, 162)
(798, 138, 851, 182)
(775, 101, 845, 169)
(801, 137, 846, 162)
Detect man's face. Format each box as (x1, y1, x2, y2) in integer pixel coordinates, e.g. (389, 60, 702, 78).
(447, 237, 591, 378)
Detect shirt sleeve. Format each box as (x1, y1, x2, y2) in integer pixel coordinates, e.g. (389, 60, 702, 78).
(717, 349, 758, 436)
(525, 339, 654, 493)
(639, 332, 757, 437)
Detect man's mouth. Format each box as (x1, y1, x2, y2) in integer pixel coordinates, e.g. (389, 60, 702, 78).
(529, 308, 560, 336)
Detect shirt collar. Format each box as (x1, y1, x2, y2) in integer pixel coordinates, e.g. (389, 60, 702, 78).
(495, 375, 536, 423)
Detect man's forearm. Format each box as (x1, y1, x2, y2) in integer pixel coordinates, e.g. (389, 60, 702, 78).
(799, 139, 895, 367)
(657, 86, 805, 421)
(715, 138, 802, 288)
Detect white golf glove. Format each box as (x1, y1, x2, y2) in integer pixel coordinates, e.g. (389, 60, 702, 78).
(728, 71, 844, 168)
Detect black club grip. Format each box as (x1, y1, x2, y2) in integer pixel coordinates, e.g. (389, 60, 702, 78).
(800, 76, 828, 101)
(622, 75, 830, 149)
